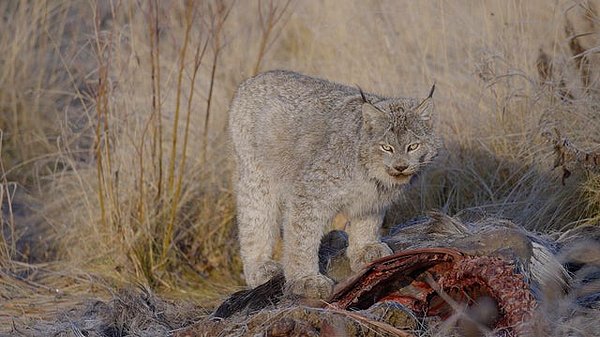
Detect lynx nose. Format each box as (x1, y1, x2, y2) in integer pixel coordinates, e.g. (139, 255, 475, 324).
(394, 165, 409, 173)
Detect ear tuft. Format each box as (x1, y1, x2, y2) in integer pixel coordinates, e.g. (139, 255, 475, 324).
(357, 85, 368, 103)
(427, 83, 435, 99)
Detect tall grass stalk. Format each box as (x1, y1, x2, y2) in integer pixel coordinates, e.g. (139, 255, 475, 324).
(202, 2, 233, 164)
(170, 10, 212, 264)
(162, 1, 194, 263)
(149, 0, 164, 209)
(142, 0, 164, 280)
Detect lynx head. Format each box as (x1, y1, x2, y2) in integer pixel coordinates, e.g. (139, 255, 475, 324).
(358, 85, 440, 187)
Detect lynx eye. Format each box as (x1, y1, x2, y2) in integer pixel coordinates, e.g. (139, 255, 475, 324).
(406, 143, 420, 152)
(380, 144, 394, 153)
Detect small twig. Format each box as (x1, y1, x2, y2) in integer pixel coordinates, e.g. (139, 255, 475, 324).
(423, 272, 466, 315)
(324, 303, 416, 337)
(424, 273, 493, 336)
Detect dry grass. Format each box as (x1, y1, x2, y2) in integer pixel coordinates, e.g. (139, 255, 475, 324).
(1, 0, 600, 335)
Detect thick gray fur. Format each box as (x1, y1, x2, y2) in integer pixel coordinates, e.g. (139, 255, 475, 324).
(229, 70, 440, 299)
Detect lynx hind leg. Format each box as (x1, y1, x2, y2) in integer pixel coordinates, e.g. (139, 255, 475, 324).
(236, 164, 282, 287)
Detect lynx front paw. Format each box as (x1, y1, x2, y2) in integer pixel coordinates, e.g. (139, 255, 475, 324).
(349, 242, 393, 272)
(287, 274, 334, 299)
(246, 260, 283, 287)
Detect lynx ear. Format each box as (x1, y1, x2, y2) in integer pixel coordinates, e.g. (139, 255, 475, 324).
(362, 102, 387, 128)
(358, 86, 387, 128)
(415, 83, 435, 121)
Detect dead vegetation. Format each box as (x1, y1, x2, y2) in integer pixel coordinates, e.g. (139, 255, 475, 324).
(1, 0, 600, 336)
(102, 214, 600, 337)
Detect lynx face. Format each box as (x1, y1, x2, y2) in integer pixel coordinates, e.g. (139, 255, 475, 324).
(360, 96, 439, 187)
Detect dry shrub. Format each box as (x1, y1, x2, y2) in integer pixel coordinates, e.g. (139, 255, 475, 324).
(40, 1, 243, 295)
(0, 1, 91, 185)
(0, 1, 95, 268)
(32, 0, 300, 300)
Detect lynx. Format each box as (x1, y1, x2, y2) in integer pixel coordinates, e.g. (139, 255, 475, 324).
(229, 70, 440, 299)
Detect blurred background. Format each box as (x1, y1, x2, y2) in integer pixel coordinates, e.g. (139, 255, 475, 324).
(1, 0, 599, 330)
